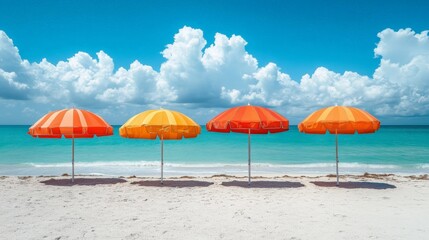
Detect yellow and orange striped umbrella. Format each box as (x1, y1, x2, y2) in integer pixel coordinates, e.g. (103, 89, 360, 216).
(298, 106, 380, 134)
(298, 106, 380, 185)
(120, 109, 201, 183)
(206, 105, 289, 185)
(119, 109, 201, 139)
(28, 108, 113, 182)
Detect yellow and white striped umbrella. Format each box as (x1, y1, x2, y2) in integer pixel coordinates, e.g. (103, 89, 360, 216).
(120, 109, 201, 183)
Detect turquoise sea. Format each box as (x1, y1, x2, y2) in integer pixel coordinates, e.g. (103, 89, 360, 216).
(0, 125, 428, 176)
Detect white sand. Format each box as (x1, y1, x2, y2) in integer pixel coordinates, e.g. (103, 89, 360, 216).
(0, 174, 428, 240)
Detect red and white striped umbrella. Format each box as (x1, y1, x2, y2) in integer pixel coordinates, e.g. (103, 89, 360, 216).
(28, 108, 113, 182)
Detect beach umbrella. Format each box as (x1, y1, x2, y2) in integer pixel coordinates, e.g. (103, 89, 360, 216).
(298, 106, 380, 186)
(28, 108, 113, 182)
(119, 109, 201, 184)
(206, 104, 289, 185)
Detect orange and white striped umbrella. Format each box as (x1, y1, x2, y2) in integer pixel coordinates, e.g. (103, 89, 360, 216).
(28, 108, 113, 182)
(29, 108, 113, 138)
(120, 109, 201, 183)
(298, 106, 380, 185)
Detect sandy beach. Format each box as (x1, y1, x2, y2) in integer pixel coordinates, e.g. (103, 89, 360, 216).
(0, 174, 428, 240)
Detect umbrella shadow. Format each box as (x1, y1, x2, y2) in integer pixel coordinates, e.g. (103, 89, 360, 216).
(40, 178, 127, 186)
(221, 180, 305, 188)
(131, 180, 214, 188)
(311, 181, 396, 189)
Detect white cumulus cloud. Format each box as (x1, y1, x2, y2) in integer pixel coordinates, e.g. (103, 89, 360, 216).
(0, 27, 428, 124)
(374, 28, 429, 65)
(0, 31, 31, 99)
(373, 28, 429, 116)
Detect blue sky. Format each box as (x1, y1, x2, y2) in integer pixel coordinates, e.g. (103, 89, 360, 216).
(1, 0, 429, 124)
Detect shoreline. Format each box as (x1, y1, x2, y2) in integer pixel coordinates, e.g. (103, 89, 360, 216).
(1, 161, 428, 178)
(1, 171, 429, 179)
(4, 172, 429, 186)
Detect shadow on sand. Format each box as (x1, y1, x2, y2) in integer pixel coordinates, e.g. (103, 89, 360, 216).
(131, 180, 214, 188)
(40, 178, 127, 186)
(221, 180, 305, 188)
(311, 181, 396, 189)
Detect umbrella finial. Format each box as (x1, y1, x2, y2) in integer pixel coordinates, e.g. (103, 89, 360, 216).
(247, 102, 251, 106)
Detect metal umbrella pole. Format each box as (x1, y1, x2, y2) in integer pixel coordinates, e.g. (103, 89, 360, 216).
(161, 134, 164, 184)
(248, 129, 251, 186)
(335, 129, 339, 186)
(72, 136, 75, 183)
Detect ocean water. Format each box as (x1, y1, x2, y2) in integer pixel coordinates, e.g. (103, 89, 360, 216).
(0, 125, 428, 176)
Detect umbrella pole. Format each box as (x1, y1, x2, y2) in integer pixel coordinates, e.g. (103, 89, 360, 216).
(72, 137, 75, 183)
(161, 135, 164, 185)
(336, 130, 339, 186)
(248, 129, 251, 186)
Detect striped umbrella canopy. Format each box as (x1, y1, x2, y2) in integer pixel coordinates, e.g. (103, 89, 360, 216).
(298, 106, 380, 185)
(120, 109, 201, 183)
(206, 104, 289, 185)
(28, 108, 113, 182)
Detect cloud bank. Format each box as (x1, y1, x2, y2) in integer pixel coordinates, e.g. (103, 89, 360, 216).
(0, 27, 428, 123)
